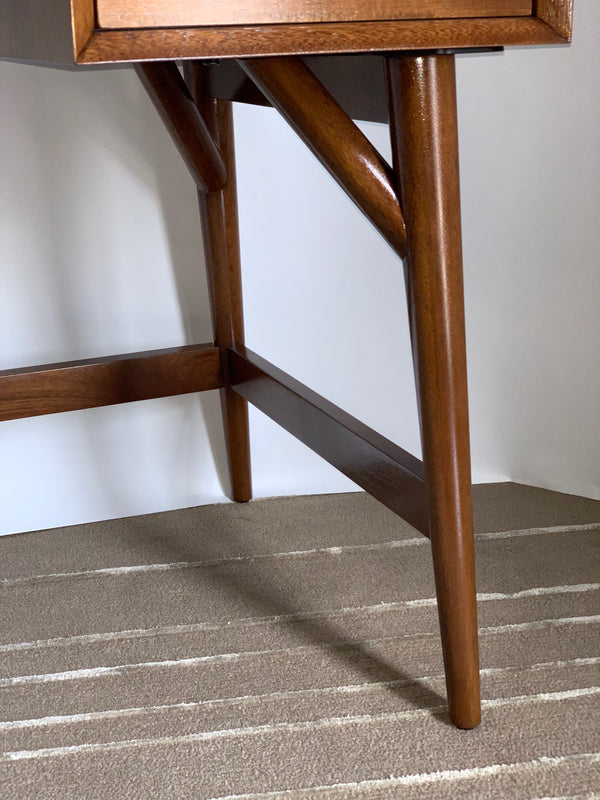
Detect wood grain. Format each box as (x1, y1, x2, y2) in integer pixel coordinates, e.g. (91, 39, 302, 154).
(229, 345, 429, 535)
(0, 345, 223, 421)
(537, 0, 574, 39)
(185, 63, 252, 502)
(96, 0, 531, 29)
(78, 17, 567, 64)
(0, 1, 572, 65)
(387, 54, 480, 729)
(135, 61, 227, 194)
(71, 0, 95, 58)
(240, 57, 407, 257)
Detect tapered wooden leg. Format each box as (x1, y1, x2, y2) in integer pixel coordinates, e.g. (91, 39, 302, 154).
(184, 63, 252, 502)
(387, 54, 481, 729)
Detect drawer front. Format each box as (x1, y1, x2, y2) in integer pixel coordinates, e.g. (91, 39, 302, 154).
(95, 0, 533, 29)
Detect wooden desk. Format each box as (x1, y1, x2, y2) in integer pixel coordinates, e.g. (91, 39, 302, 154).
(0, 1, 574, 730)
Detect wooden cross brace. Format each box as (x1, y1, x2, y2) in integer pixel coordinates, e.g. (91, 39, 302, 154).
(0, 53, 481, 729)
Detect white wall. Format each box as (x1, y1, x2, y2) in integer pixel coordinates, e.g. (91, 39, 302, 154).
(1, 2, 598, 536)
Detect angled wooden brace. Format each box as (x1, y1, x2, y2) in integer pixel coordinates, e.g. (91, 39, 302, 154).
(132, 53, 479, 729)
(239, 56, 408, 259)
(135, 61, 227, 194)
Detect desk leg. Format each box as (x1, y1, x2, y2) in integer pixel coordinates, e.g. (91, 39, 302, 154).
(387, 54, 480, 729)
(185, 64, 252, 502)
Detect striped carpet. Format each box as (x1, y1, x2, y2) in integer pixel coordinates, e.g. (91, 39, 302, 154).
(0, 483, 598, 799)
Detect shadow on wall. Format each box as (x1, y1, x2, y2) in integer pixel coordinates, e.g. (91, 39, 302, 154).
(0, 62, 232, 532)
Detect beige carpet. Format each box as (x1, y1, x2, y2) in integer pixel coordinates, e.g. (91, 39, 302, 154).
(0, 483, 598, 799)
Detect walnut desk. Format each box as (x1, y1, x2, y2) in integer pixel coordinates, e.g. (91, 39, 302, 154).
(0, 1, 574, 729)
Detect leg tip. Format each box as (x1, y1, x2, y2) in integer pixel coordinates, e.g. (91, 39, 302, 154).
(450, 706, 481, 730)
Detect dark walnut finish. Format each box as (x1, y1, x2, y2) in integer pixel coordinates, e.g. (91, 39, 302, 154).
(184, 62, 252, 503)
(0, 345, 222, 422)
(0, 0, 573, 64)
(78, 18, 567, 64)
(0, 0, 574, 732)
(229, 345, 428, 534)
(95, 0, 532, 29)
(136, 62, 226, 195)
(387, 54, 480, 729)
(240, 56, 407, 257)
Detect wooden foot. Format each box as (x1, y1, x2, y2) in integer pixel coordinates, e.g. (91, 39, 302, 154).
(387, 54, 481, 729)
(185, 63, 252, 503)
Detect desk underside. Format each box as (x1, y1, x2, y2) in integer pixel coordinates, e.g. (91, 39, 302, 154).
(0, 0, 573, 66)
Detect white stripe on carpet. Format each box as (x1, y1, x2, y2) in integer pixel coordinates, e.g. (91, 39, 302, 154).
(1, 657, 597, 732)
(2, 687, 598, 761)
(0, 539, 428, 586)
(475, 522, 600, 539)
(479, 615, 600, 635)
(3, 614, 598, 688)
(530, 795, 600, 800)
(2, 615, 598, 687)
(202, 753, 600, 799)
(3, 521, 597, 586)
(1, 583, 597, 654)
